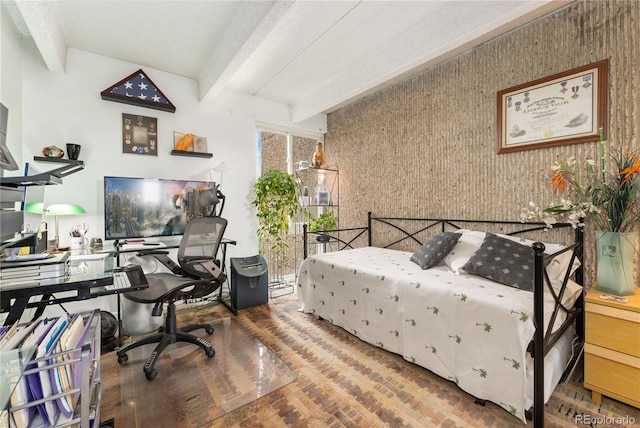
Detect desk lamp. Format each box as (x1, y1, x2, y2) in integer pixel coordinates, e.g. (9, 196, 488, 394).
(24, 202, 86, 249)
(212, 162, 234, 187)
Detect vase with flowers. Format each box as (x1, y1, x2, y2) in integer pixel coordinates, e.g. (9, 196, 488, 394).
(521, 129, 640, 295)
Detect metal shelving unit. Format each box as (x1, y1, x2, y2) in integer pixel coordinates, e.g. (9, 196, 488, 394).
(294, 167, 339, 281)
(5, 310, 101, 428)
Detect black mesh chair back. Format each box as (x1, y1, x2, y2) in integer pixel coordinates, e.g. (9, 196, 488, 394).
(177, 216, 227, 280)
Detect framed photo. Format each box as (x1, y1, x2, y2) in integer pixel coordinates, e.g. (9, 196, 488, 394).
(122, 113, 157, 156)
(173, 132, 208, 153)
(497, 59, 608, 154)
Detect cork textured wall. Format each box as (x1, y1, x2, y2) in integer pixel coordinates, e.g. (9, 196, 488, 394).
(325, 0, 639, 285)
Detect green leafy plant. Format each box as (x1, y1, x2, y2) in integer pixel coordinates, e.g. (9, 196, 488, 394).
(252, 169, 299, 266)
(308, 211, 338, 233)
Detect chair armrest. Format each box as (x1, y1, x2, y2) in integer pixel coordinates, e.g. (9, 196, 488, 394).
(182, 257, 227, 283)
(136, 251, 182, 274)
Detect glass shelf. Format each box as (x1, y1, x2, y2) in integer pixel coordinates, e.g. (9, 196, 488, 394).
(0, 345, 37, 410)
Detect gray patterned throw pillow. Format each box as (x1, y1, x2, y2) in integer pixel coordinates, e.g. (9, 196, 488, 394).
(410, 232, 462, 269)
(462, 233, 535, 290)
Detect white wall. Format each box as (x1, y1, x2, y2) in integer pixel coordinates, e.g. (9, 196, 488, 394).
(0, 6, 24, 165)
(7, 31, 326, 318)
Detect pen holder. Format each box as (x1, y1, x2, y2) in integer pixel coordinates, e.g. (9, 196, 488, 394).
(70, 236, 88, 250)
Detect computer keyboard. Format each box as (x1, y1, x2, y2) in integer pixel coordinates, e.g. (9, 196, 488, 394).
(69, 253, 110, 262)
(107, 270, 133, 290)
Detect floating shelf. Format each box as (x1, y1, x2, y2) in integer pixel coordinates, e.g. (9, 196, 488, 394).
(34, 156, 85, 166)
(171, 150, 213, 158)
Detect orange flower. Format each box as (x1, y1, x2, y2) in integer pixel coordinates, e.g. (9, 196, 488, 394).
(620, 151, 640, 186)
(550, 169, 566, 193)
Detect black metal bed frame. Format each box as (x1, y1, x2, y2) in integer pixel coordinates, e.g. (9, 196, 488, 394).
(302, 212, 584, 427)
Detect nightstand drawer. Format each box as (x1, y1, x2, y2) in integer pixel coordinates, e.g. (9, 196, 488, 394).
(584, 349, 640, 407)
(585, 303, 640, 357)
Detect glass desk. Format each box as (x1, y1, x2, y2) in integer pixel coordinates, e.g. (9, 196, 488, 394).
(0, 251, 147, 326)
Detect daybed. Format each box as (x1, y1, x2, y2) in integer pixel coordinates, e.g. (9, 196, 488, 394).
(297, 214, 584, 427)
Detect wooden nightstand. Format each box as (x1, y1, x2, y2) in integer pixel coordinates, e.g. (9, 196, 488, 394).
(584, 286, 640, 409)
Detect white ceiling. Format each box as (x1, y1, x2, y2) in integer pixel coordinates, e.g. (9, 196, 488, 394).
(5, 0, 570, 123)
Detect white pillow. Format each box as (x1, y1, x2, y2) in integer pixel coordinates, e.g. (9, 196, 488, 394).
(556, 279, 583, 308)
(441, 229, 485, 274)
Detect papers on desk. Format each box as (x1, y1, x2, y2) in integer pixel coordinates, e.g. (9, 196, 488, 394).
(4, 312, 96, 427)
(3, 253, 51, 262)
(0, 252, 69, 287)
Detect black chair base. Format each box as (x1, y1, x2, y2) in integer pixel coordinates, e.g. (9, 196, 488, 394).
(116, 301, 215, 380)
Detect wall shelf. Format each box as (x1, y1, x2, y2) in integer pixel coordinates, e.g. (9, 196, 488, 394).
(34, 156, 85, 166)
(170, 150, 212, 158)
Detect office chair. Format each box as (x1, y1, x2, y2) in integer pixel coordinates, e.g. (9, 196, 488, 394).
(116, 215, 227, 380)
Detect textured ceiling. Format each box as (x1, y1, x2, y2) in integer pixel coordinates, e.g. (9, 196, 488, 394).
(4, 0, 570, 122)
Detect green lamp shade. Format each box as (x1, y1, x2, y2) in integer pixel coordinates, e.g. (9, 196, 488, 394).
(44, 204, 86, 215)
(23, 202, 44, 213)
(23, 202, 86, 215)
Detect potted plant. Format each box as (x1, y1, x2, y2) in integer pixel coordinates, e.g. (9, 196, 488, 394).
(252, 169, 299, 269)
(308, 211, 338, 242)
(521, 129, 640, 296)
(299, 185, 311, 207)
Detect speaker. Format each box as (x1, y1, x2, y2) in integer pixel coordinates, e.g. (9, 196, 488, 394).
(230, 255, 268, 310)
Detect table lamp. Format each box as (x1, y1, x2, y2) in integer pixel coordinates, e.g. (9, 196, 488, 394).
(212, 161, 234, 187)
(24, 202, 86, 249)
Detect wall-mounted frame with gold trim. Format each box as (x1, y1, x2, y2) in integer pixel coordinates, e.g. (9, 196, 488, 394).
(497, 59, 608, 154)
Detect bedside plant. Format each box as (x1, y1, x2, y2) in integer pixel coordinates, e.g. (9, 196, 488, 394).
(252, 169, 299, 268)
(308, 211, 338, 242)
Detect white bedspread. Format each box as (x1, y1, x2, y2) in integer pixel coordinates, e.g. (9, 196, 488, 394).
(297, 247, 572, 422)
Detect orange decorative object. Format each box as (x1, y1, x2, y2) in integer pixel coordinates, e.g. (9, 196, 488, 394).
(175, 133, 194, 151)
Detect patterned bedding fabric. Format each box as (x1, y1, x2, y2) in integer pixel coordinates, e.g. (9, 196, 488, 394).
(297, 246, 576, 422)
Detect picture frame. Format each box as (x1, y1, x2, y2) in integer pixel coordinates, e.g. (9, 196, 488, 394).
(101, 69, 176, 113)
(496, 59, 608, 154)
(122, 113, 157, 156)
(173, 132, 208, 153)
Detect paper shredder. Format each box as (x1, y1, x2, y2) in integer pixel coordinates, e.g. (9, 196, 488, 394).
(230, 255, 268, 309)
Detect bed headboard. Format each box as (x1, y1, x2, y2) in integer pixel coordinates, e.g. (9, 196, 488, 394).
(365, 212, 584, 286)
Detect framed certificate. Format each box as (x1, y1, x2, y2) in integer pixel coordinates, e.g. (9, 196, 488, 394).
(497, 59, 608, 154)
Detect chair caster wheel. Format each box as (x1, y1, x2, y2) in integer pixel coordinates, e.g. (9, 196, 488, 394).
(145, 369, 158, 381)
(205, 326, 214, 335)
(207, 348, 215, 358)
(117, 354, 128, 364)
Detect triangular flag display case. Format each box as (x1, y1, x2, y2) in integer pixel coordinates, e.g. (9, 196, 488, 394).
(101, 69, 176, 113)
